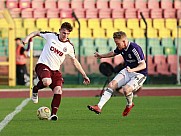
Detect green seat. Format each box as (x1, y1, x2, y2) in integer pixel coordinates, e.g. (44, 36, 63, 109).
(94, 38, 107, 47)
(108, 38, 115, 48)
(33, 38, 43, 50)
(148, 38, 160, 48)
(161, 38, 174, 47)
(164, 46, 176, 55)
(151, 46, 163, 55)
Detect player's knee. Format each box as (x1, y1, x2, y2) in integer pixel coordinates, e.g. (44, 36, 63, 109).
(53, 86, 62, 94)
(123, 85, 132, 95)
(108, 80, 118, 90)
(42, 78, 52, 87)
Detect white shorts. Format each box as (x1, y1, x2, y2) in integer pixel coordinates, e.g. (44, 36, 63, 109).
(113, 68, 147, 92)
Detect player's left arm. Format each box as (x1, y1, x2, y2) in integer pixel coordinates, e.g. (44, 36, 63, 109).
(71, 58, 90, 85)
(127, 60, 146, 73)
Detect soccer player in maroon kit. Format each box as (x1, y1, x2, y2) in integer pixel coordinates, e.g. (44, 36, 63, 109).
(88, 31, 147, 116)
(23, 22, 90, 121)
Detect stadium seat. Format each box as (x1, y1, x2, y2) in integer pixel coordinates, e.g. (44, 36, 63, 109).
(69, 28, 78, 38)
(127, 19, 139, 30)
(160, 0, 173, 9)
(45, 0, 57, 9)
(101, 19, 113, 29)
(148, 38, 160, 48)
(122, 0, 134, 9)
(57, 0, 70, 9)
(92, 28, 106, 38)
(82, 43, 96, 56)
(85, 9, 98, 18)
(174, 0, 181, 9)
(113, 19, 126, 29)
(135, 0, 147, 9)
(19, 0, 31, 9)
(23, 18, 36, 28)
(73, 9, 86, 18)
(177, 9, 181, 19)
(48, 18, 61, 32)
(87, 19, 100, 29)
(156, 63, 171, 75)
(60, 9, 73, 18)
(125, 9, 138, 19)
(0, 1, 5, 9)
(137, 9, 150, 19)
(62, 62, 78, 75)
(80, 28, 92, 38)
(140, 19, 152, 29)
(6, 0, 18, 8)
(163, 9, 176, 18)
(47, 9, 60, 18)
(98, 9, 112, 19)
(0, 28, 8, 38)
(161, 38, 174, 47)
(164, 46, 176, 55)
(0, 18, 9, 28)
(132, 28, 145, 38)
(147, 55, 157, 75)
(36, 18, 49, 31)
(120, 28, 132, 38)
(108, 38, 115, 49)
(167, 55, 177, 65)
(106, 28, 119, 38)
(27, 27, 39, 35)
(165, 19, 177, 30)
(14, 18, 23, 28)
(83, 0, 96, 9)
(158, 28, 171, 38)
(74, 18, 87, 29)
(96, 0, 109, 9)
(172, 28, 181, 38)
(21, 8, 33, 18)
(147, 28, 158, 38)
(86, 56, 97, 65)
(150, 9, 163, 19)
(153, 19, 165, 30)
(32, 0, 44, 9)
(34, 9, 47, 18)
(112, 9, 125, 18)
(81, 38, 94, 47)
(154, 55, 167, 65)
(71, 0, 83, 9)
(109, 0, 121, 9)
(9, 8, 21, 18)
(61, 18, 74, 27)
(148, 0, 160, 9)
(94, 38, 108, 47)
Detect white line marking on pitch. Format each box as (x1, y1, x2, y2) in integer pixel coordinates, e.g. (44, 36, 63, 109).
(0, 98, 30, 132)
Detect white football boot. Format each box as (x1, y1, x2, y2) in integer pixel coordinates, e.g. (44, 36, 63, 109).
(48, 115, 58, 121)
(32, 93, 38, 104)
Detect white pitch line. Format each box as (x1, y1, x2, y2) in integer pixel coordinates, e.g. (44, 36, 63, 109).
(0, 98, 30, 132)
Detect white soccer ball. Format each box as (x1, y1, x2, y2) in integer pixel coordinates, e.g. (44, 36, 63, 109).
(37, 106, 51, 120)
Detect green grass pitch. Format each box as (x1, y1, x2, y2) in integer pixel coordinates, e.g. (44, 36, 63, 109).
(0, 96, 181, 136)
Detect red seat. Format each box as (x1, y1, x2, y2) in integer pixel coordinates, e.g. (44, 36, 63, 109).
(163, 9, 176, 18)
(85, 9, 98, 18)
(177, 9, 181, 19)
(84, 0, 96, 9)
(167, 55, 177, 65)
(47, 9, 60, 18)
(156, 63, 171, 75)
(174, 0, 181, 9)
(122, 0, 134, 9)
(21, 8, 34, 18)
(154, 55, 167, 65)
(0, 1, 5, 9)
(112, 9, 125, 18)
(148, 0, 160, 9)
(147, 55, 158, 75)
(99, 9, 112, 19)
(150, 9, 163, 19)
(96, 0, 109, 9)
(86, 56, 98, 65)
(135, 0, 147, 9)
(45, 0, 57, 9)
(109, 0, 121, 9)
(138, 9, 150, 19)
(160, 0, 173, 9)
(125, 9, 138, 19)
(60, 9, 72, 18)
(9, 8, 21, 18)
(33, 9, 47, 18)
(57, 0, 70, 9)
(32, 0, 44, 9)
(73, 9, 86, 18)
(6, 0, 19, 8)
(71, 0, 83, 9)
(19, 0, 31, 9)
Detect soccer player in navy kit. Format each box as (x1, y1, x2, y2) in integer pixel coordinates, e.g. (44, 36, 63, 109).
(23, 22, 90, 121)
(88, 31, 147, 116)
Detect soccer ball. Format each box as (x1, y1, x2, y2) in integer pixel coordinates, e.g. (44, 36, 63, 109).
(37, 106, 51, 120)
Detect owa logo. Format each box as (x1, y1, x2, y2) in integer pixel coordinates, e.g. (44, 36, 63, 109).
(50, 46, 63, 56)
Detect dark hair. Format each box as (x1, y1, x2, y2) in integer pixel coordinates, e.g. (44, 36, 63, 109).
(113, 31, 127, 39)
(61, 22, 73, 32)
(15, 38, 21, 41)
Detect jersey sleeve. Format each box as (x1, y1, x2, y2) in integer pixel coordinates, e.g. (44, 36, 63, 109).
(133, 46, 145, 63)
(39, 31, 53, 40)
(68, 44, 76, 59)
(113, 47, 120, 54)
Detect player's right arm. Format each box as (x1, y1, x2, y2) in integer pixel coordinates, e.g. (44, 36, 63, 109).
(23, 31, 40, 44)
(94, 51, 116, 59)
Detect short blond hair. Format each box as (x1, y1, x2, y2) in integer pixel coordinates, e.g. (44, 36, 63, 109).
(113, 31, 127, 39)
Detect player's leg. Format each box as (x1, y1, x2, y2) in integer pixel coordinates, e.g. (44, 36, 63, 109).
(88, 69, 127, 114)
(122, 74, 146, 116)
(49, 72, 63, 121)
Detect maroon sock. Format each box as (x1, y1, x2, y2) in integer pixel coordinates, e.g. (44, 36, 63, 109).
(33, 81, 45, 93)
(51, 94, 61, 115)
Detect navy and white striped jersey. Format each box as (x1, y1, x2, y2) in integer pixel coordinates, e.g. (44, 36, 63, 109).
(114, 42, 147, 76)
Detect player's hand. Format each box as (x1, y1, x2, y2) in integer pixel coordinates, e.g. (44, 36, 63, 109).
(126, 66, 134, 73)
(83, 76, 90, 85)
(94, 52, 102, 59)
